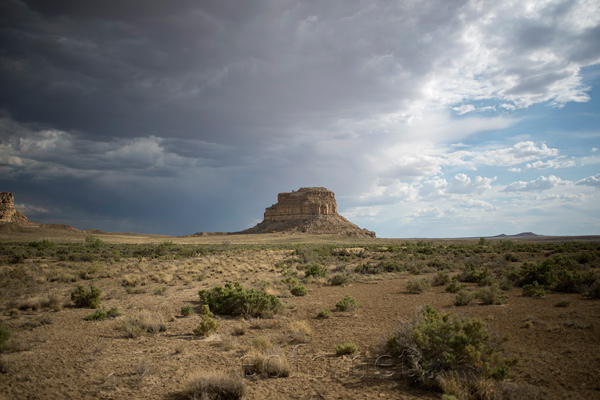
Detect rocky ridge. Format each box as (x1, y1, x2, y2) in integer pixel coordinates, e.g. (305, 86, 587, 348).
(241, 187, 375, 237)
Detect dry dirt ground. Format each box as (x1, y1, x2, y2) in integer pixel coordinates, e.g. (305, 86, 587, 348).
(0, 231, 599, 400)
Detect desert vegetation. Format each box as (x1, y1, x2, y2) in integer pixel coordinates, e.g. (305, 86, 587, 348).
(0, 233, 599, 399)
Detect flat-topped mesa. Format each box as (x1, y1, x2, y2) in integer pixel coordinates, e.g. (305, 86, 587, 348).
(241, 187, 376, 238)
(264, 187, 337, 222)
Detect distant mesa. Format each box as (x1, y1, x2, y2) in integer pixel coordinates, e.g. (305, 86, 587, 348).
(240, 187, 376, 238)
(490, 232, 541, 238)
(0, 192, 38, 227)
(0, 192, 101, 234)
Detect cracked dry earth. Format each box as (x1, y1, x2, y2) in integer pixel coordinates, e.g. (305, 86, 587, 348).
(1, 245, 599, 400)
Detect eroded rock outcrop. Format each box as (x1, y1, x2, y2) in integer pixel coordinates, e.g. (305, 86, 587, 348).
(0, 192, 35, 225)
(242, 187, 376, 237)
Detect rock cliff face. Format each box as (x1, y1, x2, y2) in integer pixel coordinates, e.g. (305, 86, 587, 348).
(0, 192, 33, 225)
(264, 187, 337, 221)
(242, 187, 375, 237)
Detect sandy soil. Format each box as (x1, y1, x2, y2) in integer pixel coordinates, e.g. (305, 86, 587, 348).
(0, 233, 599, 400)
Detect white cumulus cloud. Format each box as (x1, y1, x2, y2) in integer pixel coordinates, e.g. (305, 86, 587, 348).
(475, 142, 559, 166)
(503, 175, 564, 192)
(576, 173, 600, 187)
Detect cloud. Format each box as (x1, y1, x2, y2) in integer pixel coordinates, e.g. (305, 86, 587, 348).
(408, 207, 455, 219)
(576, 173, 600, 187)
(1, 0, 598, 145)
(503, 175, 564, 192)
(474, 141, 559, 166)
(456, 199, 495, 210)
(453, 104, 476, 115)
(14, 203, 49, 215)
(446, 174, 496, 195)
(523, 158, 577, 170)
(419, 178, 448, 197)
(418, 174, 495, 196)
(1, 0, 599, 236)
(535, 193, 588, 201)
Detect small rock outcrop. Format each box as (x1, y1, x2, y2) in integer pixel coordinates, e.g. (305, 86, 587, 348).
(242, 187, 375, 237)
(0, 192, 35, 226)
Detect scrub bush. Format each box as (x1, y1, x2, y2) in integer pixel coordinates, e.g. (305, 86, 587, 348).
(199, 282, 282, 318)
(386, 305, 516, 387)
(71, 285, 102, 308)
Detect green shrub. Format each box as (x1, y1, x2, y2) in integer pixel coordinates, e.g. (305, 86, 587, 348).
(405, 277, 431, 294)
(586, 281, 600, 299)
(445, 280, 467, 293)
(304, 263, 328, 278)
(522, 281, 546, 298)
(335, 295, 360, 312)
(181, 305, 195, 316)
(84, 236, 106, 249)
(28, 240, 56, 250)
(458, 264, 492, 285)
(335, 343, 358, 356)
(454, 289, 473, 306)
(354, 261, 402, 274)
(84, 306, 121, 321)
(198, 282, 282, 318)
(519, 256, 585, 293)
(85, 309, 107, 321)
(281, 276, 299, 288)
(386, 305, 516, 386)
(107, 307, 121, 318)
(504, 252, 521, 262)
(193, 305, 220, 336)
(476, 285, 508, 305)
(290, 285, 308, 296)
(153, 286, 167, 295)
(71, 285, 102, 308)
(317, 309, 332, 319)
(328, 273, 352, 286)
(432, 271, 451, 286)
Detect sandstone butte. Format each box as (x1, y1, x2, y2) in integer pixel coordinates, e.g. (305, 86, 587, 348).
(0, 192, 87, 233)
(0, 192, 36, 226)
(241, 187, 376, 237)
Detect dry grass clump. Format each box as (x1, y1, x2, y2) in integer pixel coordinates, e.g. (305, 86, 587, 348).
(122, 274, 143, 287)
(251, 336, 273, 351)
(219, 335, 238, 351)
(150, 272, 173, 284)
(183, 370, 246, 400)
(122, 311, 166, 338)
(242, 346, 290, 379)
(9, 292, 63, 311)
(231, 322, 247, 336)
(438, 371, 545, 400)
(249, 318, 281, 330)
(287, 320, 313, 343)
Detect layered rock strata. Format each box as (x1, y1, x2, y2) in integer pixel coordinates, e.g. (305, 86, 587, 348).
(242, 187, 375, 237)
(0, 192, 33, 225)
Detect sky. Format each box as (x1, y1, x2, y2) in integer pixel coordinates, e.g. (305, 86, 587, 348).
(1, 0, 599, 238)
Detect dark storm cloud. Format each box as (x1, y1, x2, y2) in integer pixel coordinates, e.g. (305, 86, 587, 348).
(1, 0, 463, 144)
(1, 0, 599, 235)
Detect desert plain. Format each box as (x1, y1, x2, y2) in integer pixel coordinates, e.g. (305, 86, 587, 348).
(0, 228, 599, 400)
